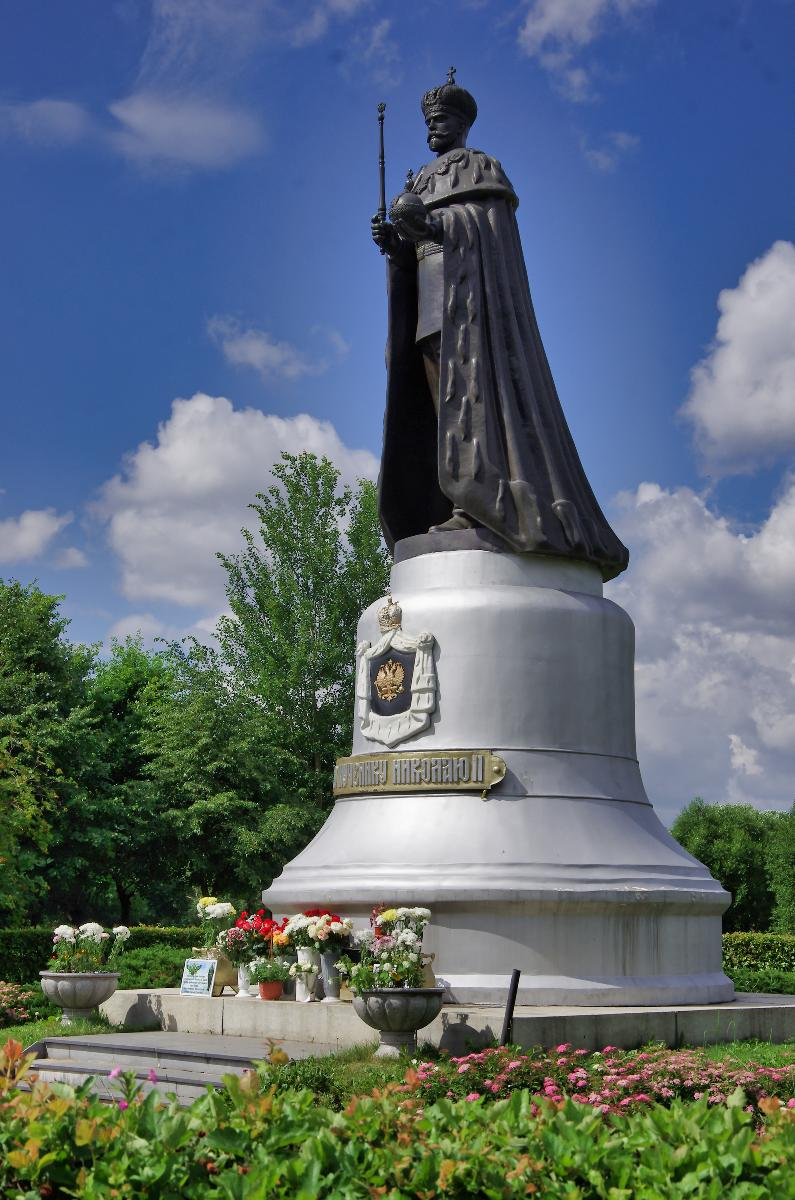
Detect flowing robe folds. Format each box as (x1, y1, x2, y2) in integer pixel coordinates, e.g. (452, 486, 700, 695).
(378, 146, 629, 582)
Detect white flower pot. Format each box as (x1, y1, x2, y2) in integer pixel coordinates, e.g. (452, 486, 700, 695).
(235, 963, 255, 999)
(40, 972, 119, 1025)
(295, 948, 319, 1002)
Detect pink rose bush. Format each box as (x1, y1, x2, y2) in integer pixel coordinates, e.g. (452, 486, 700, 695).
(414, 1043, 795, 1115)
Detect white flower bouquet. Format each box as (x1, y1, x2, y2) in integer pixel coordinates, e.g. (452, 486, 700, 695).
(48, 922, 131, 973)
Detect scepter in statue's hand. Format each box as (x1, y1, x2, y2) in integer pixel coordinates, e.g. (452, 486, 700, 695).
(371, 101, 397, 257)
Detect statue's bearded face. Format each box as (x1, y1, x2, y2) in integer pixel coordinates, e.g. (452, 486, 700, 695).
(425, 109, 467, 154)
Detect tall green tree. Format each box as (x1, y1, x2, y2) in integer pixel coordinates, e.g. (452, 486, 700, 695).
(0, 580, 95, 920)
(217, 452, 391, 804)
(767, 806, 795, 933)
(672, 798, 783, 932)
(140, 638, 323, 900)
(60, 638, 180, 924)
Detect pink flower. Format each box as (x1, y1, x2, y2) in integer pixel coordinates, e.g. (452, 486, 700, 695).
(507, 1060, 522, 1070)
(108, 1066, 122, 1080)
(555, 1044, 571, 1053)
(148, 1068, 158, 1083)
(118, 1100, 129, 1111)
(465, 1092, 481, 1102)
(787, 1099, 795, 1109)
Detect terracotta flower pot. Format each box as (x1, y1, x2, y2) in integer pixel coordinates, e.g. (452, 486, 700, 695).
(258, 980, 284, 1001)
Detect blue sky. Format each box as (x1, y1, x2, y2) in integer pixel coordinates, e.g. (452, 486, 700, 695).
(1, 0, 793, 821)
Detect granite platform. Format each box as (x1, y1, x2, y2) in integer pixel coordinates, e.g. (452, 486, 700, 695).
(101, 988, 795, 1056)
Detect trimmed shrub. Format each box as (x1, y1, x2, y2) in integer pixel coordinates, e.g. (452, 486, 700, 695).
(116, 944, 193, 991)
(723, 932, 795, 974)
(727, 967, 795, 995)
(0, 926, 202, 983)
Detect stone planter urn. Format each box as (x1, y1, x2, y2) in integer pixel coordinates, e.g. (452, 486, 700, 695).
(353, 988, 445, 1057)
(40, 971, 119, 1025)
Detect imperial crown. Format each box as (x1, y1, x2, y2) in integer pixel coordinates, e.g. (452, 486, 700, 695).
(377, 596, 402, 633)
(421, 66, 478, 127)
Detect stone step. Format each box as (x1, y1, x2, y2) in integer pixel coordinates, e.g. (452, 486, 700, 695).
(24, 1031, 332, 1105)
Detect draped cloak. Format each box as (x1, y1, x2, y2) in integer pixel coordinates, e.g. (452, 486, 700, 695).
(378, 146, 629, 583)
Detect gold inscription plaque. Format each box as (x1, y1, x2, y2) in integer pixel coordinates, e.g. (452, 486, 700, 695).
(333, 750, 507, 798)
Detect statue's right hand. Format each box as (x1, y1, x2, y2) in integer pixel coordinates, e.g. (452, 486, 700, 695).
(371, 214, 398, 255)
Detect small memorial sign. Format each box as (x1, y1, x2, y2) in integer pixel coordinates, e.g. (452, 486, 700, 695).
(180, 958, 217, 996)
(333, 750, 507, 797)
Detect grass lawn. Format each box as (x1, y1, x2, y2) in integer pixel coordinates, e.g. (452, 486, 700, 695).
(701, 1037, 795, 1067)
(4, 1015, 112, 1047)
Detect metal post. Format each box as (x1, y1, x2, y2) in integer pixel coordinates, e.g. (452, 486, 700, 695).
(499, 969, 521, 1046)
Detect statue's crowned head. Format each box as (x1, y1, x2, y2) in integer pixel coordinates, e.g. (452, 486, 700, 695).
(421, 67, 478, 133)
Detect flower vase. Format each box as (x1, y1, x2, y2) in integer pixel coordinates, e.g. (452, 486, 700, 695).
(296, 946, 319, 1002)
(320, 949, 342, 1003)
(236, 963, 255, 999)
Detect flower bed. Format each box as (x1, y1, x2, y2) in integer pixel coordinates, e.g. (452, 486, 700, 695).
(2, 1039, 795, 1198)
(416, 1042, 795, 1113)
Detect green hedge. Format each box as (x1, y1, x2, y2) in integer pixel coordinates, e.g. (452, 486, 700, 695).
(723, 931, 795, 974)
(0, 926, 202, 984)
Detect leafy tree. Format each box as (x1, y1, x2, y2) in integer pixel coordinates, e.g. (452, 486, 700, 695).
(64, 638, 180, 925)
(140, 638, 324, 899)
(216, 452, 391, 804)
(767, 805, 795, 933)
(0, 580, 94, 920)
(672, 798, 783, 932)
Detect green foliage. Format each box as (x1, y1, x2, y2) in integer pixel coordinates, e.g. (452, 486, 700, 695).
(0, 926, 202, 984)
(672, 798, 788, 931)
(0, 982, 42, 1027)
(249, 959, 290, 984)
(216, 452, 391, 804)
(2, 1041, 795, 1199)
(116, 944, 192, 990)
(139, 639, 324, 897)
(767, 810, 795, 932)
(0, 579, 95, 918)
(723, 932, 795, 973)
(728, 966, 795, 994)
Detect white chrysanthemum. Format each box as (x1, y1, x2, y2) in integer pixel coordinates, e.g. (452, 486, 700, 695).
(112, 926, 131, 940)
(53, 924, 75, 939)
(78, 922, 105, 942)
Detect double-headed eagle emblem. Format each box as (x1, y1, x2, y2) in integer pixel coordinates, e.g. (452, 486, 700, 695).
(356, 596, 438, 747)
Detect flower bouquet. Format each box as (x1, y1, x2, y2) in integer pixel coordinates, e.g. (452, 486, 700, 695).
(196, 898, 236, 950)
(41, 923, 131, 1024)
(49, 923, 131, 973)
(338, 904, 444, 1057)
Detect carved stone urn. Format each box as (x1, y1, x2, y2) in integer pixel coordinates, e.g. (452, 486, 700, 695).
(40, 971, 119, 1025)
(353, 987, 445, 1057)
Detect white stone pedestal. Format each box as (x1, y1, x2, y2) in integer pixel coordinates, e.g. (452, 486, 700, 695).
(264, 549, 733, 1006)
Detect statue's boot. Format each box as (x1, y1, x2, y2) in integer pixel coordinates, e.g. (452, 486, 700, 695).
(429, 508, 479, 533)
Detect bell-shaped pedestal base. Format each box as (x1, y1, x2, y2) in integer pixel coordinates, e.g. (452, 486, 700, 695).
(265, 550, 733, 1007)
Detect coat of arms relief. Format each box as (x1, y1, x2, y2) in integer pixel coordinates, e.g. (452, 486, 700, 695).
(356, 596, 438, 747)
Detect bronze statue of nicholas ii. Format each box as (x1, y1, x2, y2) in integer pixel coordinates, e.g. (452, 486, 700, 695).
(371, 71, 628, 581)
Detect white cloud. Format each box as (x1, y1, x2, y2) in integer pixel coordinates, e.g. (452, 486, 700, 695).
(607, 481, 795, 822)
(347, 18, 401, 87)
(108, 93, 264, 169)
(0, 508, 72, 563)
(54, 546, 89, 569)
(518, 0, 654, 100)
(681, 240, 795, 475)
(0, 99, 91, 146)
(208, 317, 348, 382)
(95, 393, 378, 608)
(580, 128, 639, 172)
(288, 0, 371, 47)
